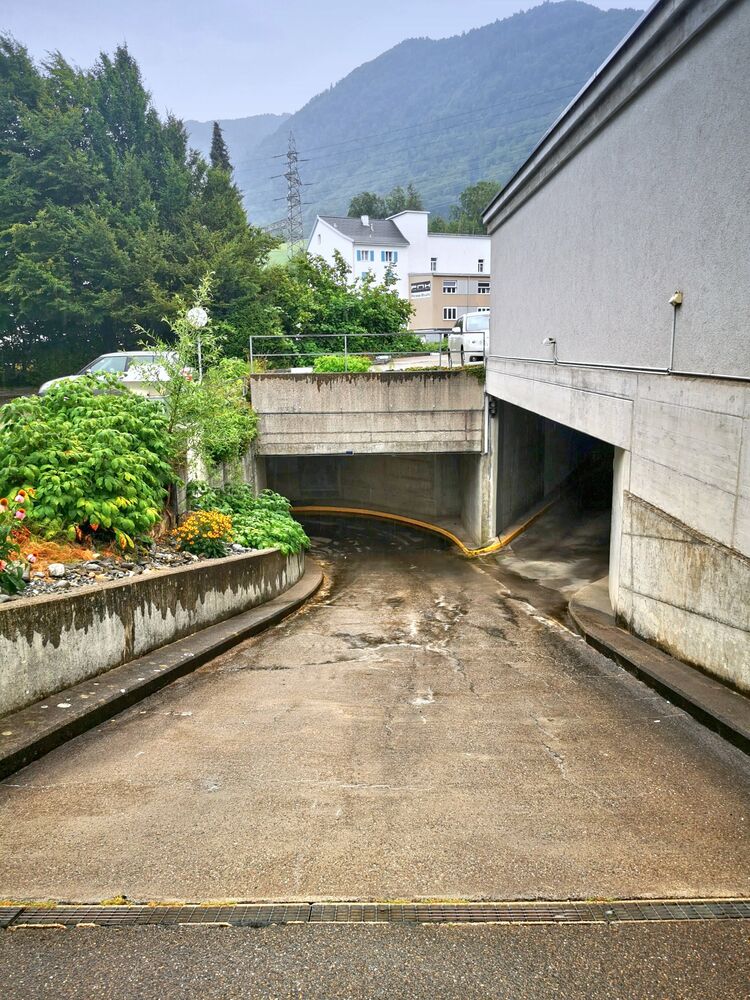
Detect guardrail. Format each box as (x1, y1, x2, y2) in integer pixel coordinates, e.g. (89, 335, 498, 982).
(247, 331, 487, 372)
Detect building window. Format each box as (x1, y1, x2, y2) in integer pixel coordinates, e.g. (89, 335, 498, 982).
(477, 259, 484, 273)
(443, 307, 457, 321)
(356, 249, 374, 262)
(477, 281, 490, 294)
(381, 250, 398, 263)
(443, 280, 457, 294)
(317, 234, 322, 244)
(476, 307, 490, 313)
(430, 257, 437, 272)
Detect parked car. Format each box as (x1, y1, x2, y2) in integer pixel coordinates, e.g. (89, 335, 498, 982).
(447, 312, 489, 366)
(38, 351, 178, 397)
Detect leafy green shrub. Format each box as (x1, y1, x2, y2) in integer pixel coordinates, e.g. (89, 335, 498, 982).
(142, 279, 258, 470)
(313, 354, 371, 373)
(198, 358, 258, 464)
(0, 375, 173, 549)
(173, 509, 233, 558)
(187, 481, 309, 555)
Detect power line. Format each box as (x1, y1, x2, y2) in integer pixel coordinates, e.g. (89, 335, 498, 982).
(269, 132, 305, 254)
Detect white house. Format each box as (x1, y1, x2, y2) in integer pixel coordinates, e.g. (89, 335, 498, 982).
(307, 211, 491, 333)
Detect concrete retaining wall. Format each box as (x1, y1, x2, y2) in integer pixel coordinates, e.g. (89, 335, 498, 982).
(617, 494, 750, 693)
(0, 548, 305, 717)
(266, 454, 461, 520)
(251, 370, 484, 456)
(265, 451, 496, 546)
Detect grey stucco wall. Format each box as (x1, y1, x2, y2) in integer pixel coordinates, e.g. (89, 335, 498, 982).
(250, 371, 484, 456)
(0, 548, 305, 717)
(488, 0, 750, 378)
(482, 0, 749, 684)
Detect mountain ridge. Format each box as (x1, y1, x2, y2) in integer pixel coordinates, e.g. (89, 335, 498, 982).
(186, 2, 642, 230)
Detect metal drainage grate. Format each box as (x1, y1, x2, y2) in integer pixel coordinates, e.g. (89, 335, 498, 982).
(0, 907, 23, 929)
(3, 899, 750, 929)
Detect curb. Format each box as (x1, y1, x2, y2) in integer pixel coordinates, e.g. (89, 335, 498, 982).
(569, 595, 750, 756)
(0, 563, 323, 781)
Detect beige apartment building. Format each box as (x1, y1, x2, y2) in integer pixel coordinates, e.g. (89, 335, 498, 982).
(408, 272, 491, 334)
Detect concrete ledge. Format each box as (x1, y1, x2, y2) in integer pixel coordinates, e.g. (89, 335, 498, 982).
(0, 547, 305, 717)
(0, 563, 323, 780)
(570, 580, 750, 755)
(251, 369, 484, 456)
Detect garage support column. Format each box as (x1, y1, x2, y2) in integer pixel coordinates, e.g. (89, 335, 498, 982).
(609, 446, 631, 612)
(459, 396, 499, 546)
(245, 445, 267, 495)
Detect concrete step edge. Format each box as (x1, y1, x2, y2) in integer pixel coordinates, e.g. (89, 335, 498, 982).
(569, 597, 750, 755)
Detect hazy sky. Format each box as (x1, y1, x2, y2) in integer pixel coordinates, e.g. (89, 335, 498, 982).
(2, 1, 641, 121)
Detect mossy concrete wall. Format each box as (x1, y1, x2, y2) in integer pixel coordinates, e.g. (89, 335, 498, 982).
(0, 548, 304, 717)
(616, 494, 750, 693)
(250, 370, 484, 455)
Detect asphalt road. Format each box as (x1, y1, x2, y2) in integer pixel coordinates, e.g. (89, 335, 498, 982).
(1, 523, 748, 903)
(3, 922, 749, 1000)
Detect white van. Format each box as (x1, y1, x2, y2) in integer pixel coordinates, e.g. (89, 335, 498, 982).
(448, 311, 489, 366)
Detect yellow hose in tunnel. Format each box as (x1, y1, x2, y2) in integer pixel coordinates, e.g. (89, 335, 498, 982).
(291, 502, 555, 558)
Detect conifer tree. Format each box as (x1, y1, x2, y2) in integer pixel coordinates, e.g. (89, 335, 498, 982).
(209, 120, 231, 171)
(0, 38, 274, 386)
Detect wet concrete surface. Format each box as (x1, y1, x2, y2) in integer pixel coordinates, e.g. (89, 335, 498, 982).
(0, 522, 748, 902)
(490, 493, 613, 625)
(3, 921, 750, 1000)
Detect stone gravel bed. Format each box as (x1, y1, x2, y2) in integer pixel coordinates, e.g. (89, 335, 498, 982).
(0, 542, 253, 604)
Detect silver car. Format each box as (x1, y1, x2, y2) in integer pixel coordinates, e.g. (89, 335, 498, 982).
(38, 351, 177, 397)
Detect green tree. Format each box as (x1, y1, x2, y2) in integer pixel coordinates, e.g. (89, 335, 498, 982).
(349, 183, 424, 219)
(347, 191, 386, 218)
(141, 275, 258, 472)
(0, 38, 276, 387)
(385, 183, 424, 215)
(209, 120, 231, 171)
(258, 251, 416, 367)
(428, 179, 501, 234)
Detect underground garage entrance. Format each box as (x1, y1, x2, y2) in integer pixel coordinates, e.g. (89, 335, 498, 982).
(491, 398, 616, 612)
(264, 451, 488, 543)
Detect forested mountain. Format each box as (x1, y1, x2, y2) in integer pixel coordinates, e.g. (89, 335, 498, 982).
(185, 113, 289, 165)
(209, 2, 641, 230)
